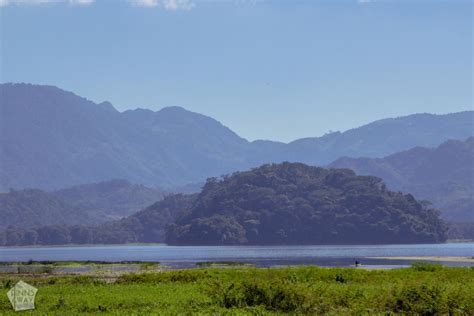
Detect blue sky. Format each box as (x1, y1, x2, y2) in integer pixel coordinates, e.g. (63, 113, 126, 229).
(1, 0, 472, 142)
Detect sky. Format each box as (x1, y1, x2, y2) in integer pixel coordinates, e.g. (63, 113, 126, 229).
(0, 0, 472, 142)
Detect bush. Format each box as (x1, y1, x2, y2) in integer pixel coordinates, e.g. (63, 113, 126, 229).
(117, 270, 210, 284)
(394, 284, 445, 315)
(411, 262, 443, 272)
(335, 274, 346, 283)
(67, 275, 103, 285)
(17, 265, 53, 274)
(1, 280, 12, 289)
(209, 279, 315, 312)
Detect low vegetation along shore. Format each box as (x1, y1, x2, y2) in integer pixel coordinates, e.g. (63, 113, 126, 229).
(369, 256, 474, 263)
(0, 262, 473, 314)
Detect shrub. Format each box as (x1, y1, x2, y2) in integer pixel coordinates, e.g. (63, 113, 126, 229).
(1, 279, 12, 289)
(335, 274, 346, 283)
(411, 262, 443, 272)
(394, 284, 445, 315)
(116, 270, 210, 284)
(17, 265, 53, 274)
(209, 279, 315, 312)
(67, 275, 103, 285)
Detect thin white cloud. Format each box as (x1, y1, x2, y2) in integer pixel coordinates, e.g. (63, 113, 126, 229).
(357, 0, 373, 4)
(0, 0, 94, 6)
(0, 0, 194, 10)
(162, 0, 194, 11)
(69, 0, 94, 5)
(131, 0, 158, 7)
(234, 0, 258, 6)
(0, 0, 57, 6)
(131, 0, 195, 10)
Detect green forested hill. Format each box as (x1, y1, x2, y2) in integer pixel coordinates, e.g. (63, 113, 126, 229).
(0, 193, 194, 245)
(0, 189, 94, 229)
(166, 163, 447, 245)
(330, 138, 474, 221)
(0, 163, 447, 246)
(54, 179, 166, 220)
(0, 179, 166, 230)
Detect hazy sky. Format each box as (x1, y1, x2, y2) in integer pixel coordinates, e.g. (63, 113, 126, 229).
(1, 0, 472, 142)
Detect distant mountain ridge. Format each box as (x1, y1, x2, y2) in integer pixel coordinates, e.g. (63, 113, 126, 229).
(0, 163, 447, 246)
(1, 83, 473, 190)
(54, 179, 167, 220)
(284, 111, 473, 165)
(330, 138, 474, 221)
(0, 83, 250, 190)
(0, 179, 166, 229)
(0, 189, 93, 230)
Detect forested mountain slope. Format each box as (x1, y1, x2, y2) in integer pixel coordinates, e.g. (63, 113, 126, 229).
(330, 138, 474, 221)
(2, 163, 446, 246)
(2, 83, 472, 191)
(166, 163, 447, 245)
(54, 179, 166, 220)
(0, 179, 166, 229)
(0, 189, 93, 229)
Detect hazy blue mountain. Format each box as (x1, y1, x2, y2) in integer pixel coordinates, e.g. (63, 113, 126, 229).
(1, 83, 473, 191)
(281, 111, 474, 165)
(0, 83, 250, 190)
(0, 163, 447, 246)
(330, 138, 474, 221)
(0, 189, 93, 229)
(0, 179, 166, 229)
(54, 179, 167, 220)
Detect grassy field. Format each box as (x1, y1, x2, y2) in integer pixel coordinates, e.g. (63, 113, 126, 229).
(0, 262, 473, 315)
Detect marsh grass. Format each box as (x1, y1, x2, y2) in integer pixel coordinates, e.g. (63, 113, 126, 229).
(196, 261, 255, 268)
(0, 261, 162, 278)
(410, 262, 443, 272)
(0, 264, 472, 314)
(0, 260, 159, 266)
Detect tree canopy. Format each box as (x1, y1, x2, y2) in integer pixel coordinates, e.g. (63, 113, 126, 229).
(0, 163, 447, 246)
(166, 163, 447, 245)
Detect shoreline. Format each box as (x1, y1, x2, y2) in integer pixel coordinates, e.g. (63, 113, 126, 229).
(1, 240, 473, 249)
(368, 256, 474, 263)
(0, 264, 472, 314)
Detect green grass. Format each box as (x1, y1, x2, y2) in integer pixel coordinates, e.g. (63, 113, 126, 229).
(0, 260, 160, 266)
(447, 239, 474, 243)
(0, 264, 473, 315)
(196, 261, 255, 268)
(0, 261, 162, 276)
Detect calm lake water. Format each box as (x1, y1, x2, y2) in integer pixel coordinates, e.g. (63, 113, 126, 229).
(0, 243, 473, 268)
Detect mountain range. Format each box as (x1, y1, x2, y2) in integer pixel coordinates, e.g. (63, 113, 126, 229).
(0, 163, 448, 246)
(1, 83, 473, 191)
(330, 138, 474, 221)
(2, 137, 471, 234)
(0, 179, 166, 229)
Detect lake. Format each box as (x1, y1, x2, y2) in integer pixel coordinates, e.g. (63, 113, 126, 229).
(0, 243, 473, 268)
